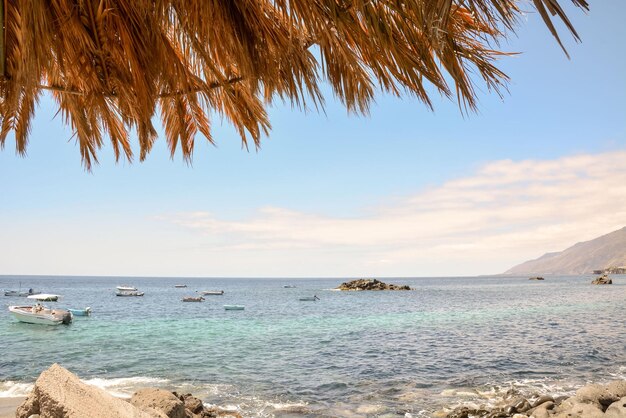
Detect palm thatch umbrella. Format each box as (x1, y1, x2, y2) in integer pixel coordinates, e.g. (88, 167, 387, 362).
(0, 0, 587, 169)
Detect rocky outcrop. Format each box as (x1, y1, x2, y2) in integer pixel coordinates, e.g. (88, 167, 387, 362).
(336, 279, 411, 291)
(444, 381, 626, 418)
(16, 364, 158, 418)
(592, 274, 613, 285)
(172, 392, 243, 418)
(131, 389, 185, 418)
(16, 365, 244, 418)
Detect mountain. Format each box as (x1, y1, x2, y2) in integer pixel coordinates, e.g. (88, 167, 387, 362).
(505, 227, 626, 275)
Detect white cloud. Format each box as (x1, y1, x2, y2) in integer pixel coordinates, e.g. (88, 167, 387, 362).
(165, 151, 626, 276)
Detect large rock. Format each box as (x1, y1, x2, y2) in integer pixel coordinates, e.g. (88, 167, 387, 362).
(336, 279, 411, 291)
(608, 381, 626, 399)
(16, 364, 158, 418)
(605, 397, 626, 418)
(591, 274, 613, 285)
(131, 388, 186, 418)
(553, 401, 605, 418)
(576, 383, 620, 407)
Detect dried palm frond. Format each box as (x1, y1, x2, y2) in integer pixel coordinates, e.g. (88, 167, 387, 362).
(0, 0, 588, 169)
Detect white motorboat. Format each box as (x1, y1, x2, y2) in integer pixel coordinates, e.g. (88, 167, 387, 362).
(4, 287, 38, 297)
(224, 305, 244, 310)
(116, 285, 137, 291)
(27, 294, 59, 302)
(116, 290, 144, 297)
(201, 290, 224, 295)
(299, 296, 320, 301)
(9, 305, 72, 325)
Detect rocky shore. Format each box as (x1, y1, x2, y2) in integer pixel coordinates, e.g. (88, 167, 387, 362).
(444, 381, 626, 418)
(336, 278, 411, 291)
(15, 364, 240, 418)
(11, 364, 626, 417)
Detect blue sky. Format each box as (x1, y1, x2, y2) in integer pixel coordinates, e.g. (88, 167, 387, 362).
(1, 1, 625, 277)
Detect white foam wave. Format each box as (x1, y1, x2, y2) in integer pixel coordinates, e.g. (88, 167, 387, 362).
(83, 376, 170, 398)
(0, 382, 33, 398)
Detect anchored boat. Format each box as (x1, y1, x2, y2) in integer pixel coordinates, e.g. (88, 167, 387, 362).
(224, 305, 244, 310)
(68, 307, 92, 316)
(116, 285, 137, 291)
(27, 294, 59, 302)
(9, 305, 72, 325)
(299, 296, 320, 301)
(116, 290, 144, 297)
(174, 284, 188, 288)
(201, 290, 224, 295)
(4, 288, 38, 297)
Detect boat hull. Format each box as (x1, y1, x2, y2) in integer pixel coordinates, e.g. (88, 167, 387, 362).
(224, 305, 244, 310)
(68, 308, 92, 316)
(27, 294, 59, 302)
(9, 306, 72, 325)
(116, 291, 144, 297)
(201, 291, 224, 295)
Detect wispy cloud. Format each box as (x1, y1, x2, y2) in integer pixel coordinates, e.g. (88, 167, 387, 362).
(166, 151, 626, 276)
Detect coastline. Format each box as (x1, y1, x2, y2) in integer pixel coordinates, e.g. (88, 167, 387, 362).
(0, 397, 23, 418)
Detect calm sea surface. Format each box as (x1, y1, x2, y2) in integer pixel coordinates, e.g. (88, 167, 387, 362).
(1, 275, 625, 417)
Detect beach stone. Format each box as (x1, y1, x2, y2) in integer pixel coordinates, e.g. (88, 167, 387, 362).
(180, 393, 204, 414)
(512, 414, 528, 418)
(16, 363, 156, 418)
(605, 397, 626, 418)
(608, 382, 626, 399)
(576, 383, 619, 407)
(532, 395, 554, 408)
(131, 388, 186, 418)
(528, 401, 555, 418)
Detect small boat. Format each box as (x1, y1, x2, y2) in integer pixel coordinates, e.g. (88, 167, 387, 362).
(68, 307, 92, 316)
(182, 296, 204, 302)
(174, 284, 188, 288)
(4, 287, 38, 297)
(116, 290, 144, 297)
(116, 285, 137, 291)
(201, 290, 224, 295)
(27, 294, 59, 302)
(224, 305, 244, 310)
(299, 296, 320, 301)
(283, 285, 296, 288)
(9, 305, 72, 325)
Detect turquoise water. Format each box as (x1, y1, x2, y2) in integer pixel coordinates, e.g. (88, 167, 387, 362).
(1, 275, 625, 417)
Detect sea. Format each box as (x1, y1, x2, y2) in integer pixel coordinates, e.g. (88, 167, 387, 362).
(0, 275, 625, 417)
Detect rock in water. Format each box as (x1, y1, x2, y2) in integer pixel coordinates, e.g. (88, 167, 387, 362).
(336, 279, 411, 291)
(591, 274, 613, 285)
(130, 388, 185, 418)
(16, 364, 158, 418)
